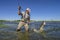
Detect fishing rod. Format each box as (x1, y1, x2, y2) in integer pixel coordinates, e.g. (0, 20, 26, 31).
(17, 0, 20, 6)
(17, 0, 24, 11)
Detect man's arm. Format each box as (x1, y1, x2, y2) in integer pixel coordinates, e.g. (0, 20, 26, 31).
(18, 11, 22, 16)
(18, 6, 22, 15)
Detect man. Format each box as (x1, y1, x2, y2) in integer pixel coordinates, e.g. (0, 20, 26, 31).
(16, 6, 30, 32)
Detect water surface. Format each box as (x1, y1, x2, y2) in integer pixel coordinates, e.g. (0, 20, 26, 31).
(0, 21, 60, 40)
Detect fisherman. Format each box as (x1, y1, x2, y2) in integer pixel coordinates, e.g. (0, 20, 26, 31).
(16, 6, 30, 32)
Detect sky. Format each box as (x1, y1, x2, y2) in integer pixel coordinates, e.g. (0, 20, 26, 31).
(0, 0, 60, 21)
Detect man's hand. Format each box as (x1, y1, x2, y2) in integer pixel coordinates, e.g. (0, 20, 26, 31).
(18, 6, 21, 10)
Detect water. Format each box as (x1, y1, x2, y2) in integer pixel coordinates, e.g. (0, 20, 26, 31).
(0, 21, 60, 40)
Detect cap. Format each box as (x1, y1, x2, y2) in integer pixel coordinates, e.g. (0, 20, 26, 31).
(26, 8, 31, 12)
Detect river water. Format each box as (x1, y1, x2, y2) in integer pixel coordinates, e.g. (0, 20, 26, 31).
(0, 21, 60, 40)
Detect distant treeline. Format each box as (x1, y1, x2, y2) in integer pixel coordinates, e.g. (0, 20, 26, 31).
(0, 20, 37, 24)
(0, 20, 60, 22)
(0, 20, 36, 22)
(0, 20, 7, 22)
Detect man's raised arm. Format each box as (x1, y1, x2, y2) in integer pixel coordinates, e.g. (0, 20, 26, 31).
(18, 6, 22, 15)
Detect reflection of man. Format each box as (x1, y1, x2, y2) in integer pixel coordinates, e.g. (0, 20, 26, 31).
(17, 32, 29, 40)
(16, 6, 30, 32)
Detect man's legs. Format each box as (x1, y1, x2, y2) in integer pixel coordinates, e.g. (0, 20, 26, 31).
(24, 23, 29, 31)
(17, 21, 25, 31)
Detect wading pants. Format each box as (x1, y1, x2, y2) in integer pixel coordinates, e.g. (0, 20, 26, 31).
(17, 21, 29, 31)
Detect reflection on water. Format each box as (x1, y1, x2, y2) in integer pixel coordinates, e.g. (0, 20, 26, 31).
(17, 32, 29, 40)
(0, 21, 60, 40)
(0, 30, 45, 40)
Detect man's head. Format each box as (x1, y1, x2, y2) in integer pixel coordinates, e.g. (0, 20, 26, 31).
(26, 8, 31, 14)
